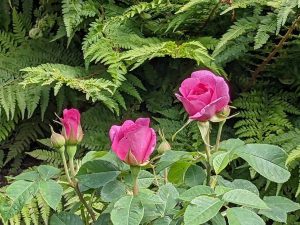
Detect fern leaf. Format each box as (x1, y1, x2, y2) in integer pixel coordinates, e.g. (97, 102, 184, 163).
(286, 146, 300, 167)
(176, 0, 208, 14)
(213, 17, 257, 57)
(20, 204, 32, 225)
(36, 194, 50, 225)
(276, 0, 298, 33)
(254, 13, 277, 49)
(12, 8, 26, 43)
(26, 149, 61, 166)
(62, 0, 99, 37)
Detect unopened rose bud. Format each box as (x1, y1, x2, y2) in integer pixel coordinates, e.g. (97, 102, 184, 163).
(50, 126, 66, 149)
(157, 140, 171, 154)
(210, 106, 231, 123)
(60, 108, 83, 145)
(157, 129, 171, 154)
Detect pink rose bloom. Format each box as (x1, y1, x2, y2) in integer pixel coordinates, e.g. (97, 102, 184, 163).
(61, 108, 83, 145)
(109, 118, 156, 166)
(175, 70, 230, 121)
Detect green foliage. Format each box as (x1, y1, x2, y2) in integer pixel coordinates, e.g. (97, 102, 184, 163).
(2, 0, 300, 224)
(233, 88, 300, 143)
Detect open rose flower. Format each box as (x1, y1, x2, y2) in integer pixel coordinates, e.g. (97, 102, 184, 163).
(109, 118, 156, 166)
(60, 108, 83, 145)
(175, 70, 230, 121)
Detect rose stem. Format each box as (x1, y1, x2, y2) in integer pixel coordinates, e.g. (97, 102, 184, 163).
(60, 148, 73, 186)
(215, 120, 226, 152)
(164, 169, 168, 184)
(64, 145, 96, 222)
(205, 131, 211, 186)
(74, 183, 96, 222)
(131, 166, 141, 196)
(66, 145, 77, 178)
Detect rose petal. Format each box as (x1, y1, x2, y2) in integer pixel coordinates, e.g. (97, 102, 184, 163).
(109, 125, 121, 142)
(126, 126, 153, 163)
(176, 93, 206, 116)
(179, 78, 201, 97)
(190, 97, 226, 121)
(191, 70, 217, 86)
(215, 76, 230, 110)
(114, 137, 131, 161)
(142, 128, 156, 162)
(135, 118, 150, 127)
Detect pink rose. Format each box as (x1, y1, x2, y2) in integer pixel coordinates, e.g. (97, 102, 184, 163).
(61, 108, 83, 145)
(109, 118, 156, 166)
(175, 70, 230, 121)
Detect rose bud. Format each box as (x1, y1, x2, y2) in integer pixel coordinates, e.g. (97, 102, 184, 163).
(50, 126, 66, 150)
(109, 118, 156, 166)
(157, 140, 171, 154)
(175, 70, 230, 121)
(60, 108, 83, 145)
(157, 129, 171, 154)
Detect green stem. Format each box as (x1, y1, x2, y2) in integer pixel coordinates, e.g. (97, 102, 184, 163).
(205, 131, 211, 185)
(215, 120, 225, 152)
(130, 166, 141, 196)
(164, 169, 168, 184)
(66, 145, 77, 178)
(74, 183, 96, 222)
(64, 145, 96, 222)
(59, 147, 73, 186)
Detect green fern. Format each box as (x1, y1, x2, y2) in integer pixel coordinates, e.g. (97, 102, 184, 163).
(80, 105, 118, 151)
(276, 0, 299, 33)
(26, 150, 62, 166)
(3, 118, 45, 171)
(233, 89, 300, 143)
(254, 13, 277, 49)
(20, 64, 118, 112)
(213, 17, 258, 57)
(221, 0, 269, 15)
(62, 0, 99, 37)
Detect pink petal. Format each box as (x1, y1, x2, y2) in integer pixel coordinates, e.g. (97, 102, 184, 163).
(176, 93, 206, 116)
(179, 78, 201, 97)
(142, 128, 156, 162)
(215, 77, 230, 111)
(114, 137, 131, 161)
(190, 97, 225, 121)
(191, 70, 217, 86)
(109, 125, 121, 142)
(135, 118, 150, 127)
(126, 127, 153, 163)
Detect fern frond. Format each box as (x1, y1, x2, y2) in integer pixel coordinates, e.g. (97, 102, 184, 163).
(0, 31, 17, 53)
(254, 13, 277, 49)
(276, 0, 298, 33)
(119, 0, 163, 21)
(12, 8, 26, 43)
(176, 0, 208, 14)
(26, 149, 61, 166)
(20, 64, 119, 112)
(62, 0, 99, 37)
(233, 89, 300, 143)
(286, 146, 300, 168)
(36, 194, 50, 225)
(221, 0, 269, 15)
(213, 17, 258, 57)
(28, 198, 39, 225)
(4, 119, 44, 166)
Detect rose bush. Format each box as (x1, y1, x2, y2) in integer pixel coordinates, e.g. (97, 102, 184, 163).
(176, 70, 230, 121)
(1, 77, 299, 225)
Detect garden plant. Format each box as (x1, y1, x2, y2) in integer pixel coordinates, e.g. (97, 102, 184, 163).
(1, 0, 300, 225)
